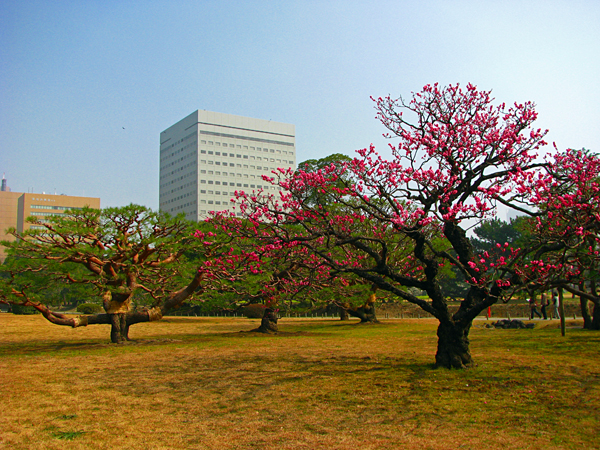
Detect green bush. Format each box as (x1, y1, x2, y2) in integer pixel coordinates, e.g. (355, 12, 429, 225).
(242, 304, 266, 318)
(11, 304, 40, 315)
(76, 303, 103, 314)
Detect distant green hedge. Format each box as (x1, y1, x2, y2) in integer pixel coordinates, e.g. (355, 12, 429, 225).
(77, 303, 103, 314)
(11, 304, 40, 315)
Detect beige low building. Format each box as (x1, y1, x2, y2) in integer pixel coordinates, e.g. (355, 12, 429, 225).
(0, 191, 101, 262)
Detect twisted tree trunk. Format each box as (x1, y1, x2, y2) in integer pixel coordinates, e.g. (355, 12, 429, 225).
(18, 271, 203, 343)
(252, 308, 279, 333)
(346, 291, 379, 323)
(435, 320, 474, 369)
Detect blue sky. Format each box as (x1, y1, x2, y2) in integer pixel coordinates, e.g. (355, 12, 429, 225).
(1, 0, 599, 210)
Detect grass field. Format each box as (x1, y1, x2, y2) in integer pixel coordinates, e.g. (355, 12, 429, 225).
(0, 314, 598, 450)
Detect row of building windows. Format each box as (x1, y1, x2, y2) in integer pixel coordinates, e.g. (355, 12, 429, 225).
(199, 179, 275, 186)
(199, 148, 293, 156)
(163, 191, 195, 205)
(161, 175, 197, 191)
(30, 212, 67, 217)
(161, 151, 196, 168)
(163, 166, 197, 181)
(160, 140, 197, 163)
(161, 135, 294, 160)
(198, 159, 291, 166)
(201, 200, 229, 205)
(30, 205, 83, 210)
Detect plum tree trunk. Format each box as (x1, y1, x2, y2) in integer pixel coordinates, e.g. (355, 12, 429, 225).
(252, 308, 279, 333)
(591, 300, 600, 330)
(580, 295, 593, 330)
(435, 321, 473, 369)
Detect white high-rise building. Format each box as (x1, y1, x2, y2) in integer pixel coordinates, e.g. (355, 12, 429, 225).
(159, 111, 296, 221)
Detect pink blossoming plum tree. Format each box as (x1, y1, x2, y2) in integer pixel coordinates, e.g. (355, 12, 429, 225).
(523, 148, 600, 329)
(224, 83, 558, 368)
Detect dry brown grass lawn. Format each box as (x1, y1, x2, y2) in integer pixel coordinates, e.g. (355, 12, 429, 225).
(0, 314, 598, 450)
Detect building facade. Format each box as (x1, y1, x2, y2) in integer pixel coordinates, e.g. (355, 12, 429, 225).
(159, 110, 296, 221)
(0, 191, 101, 262)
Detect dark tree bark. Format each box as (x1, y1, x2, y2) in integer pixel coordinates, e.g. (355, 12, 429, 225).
(572, 280, 600, 331)
(580, 295, 593, 330)
(110, 313, 129, 343)
(589, 280, 600, 331)
(252, 308, 279, 333)
(435, 320, 474, 369)
(592, 301, 600, 330)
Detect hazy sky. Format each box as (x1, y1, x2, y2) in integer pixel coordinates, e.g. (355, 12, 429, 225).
(1, 0, 598, 210)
